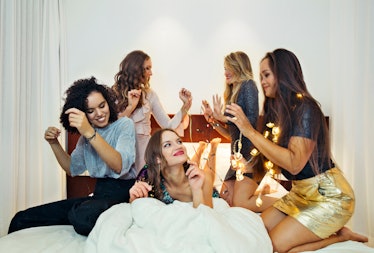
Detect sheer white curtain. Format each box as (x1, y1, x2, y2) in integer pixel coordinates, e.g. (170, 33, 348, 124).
(0, 0, 67, 236)
(330, 0, 374, 246)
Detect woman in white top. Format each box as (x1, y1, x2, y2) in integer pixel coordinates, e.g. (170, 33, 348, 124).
(112, 50, 192, 172)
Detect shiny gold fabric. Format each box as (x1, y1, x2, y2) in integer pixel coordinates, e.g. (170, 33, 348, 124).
(273, 168, 355, 239)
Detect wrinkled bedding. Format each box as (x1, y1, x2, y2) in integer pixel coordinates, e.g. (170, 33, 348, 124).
(85, 198, 273, 253)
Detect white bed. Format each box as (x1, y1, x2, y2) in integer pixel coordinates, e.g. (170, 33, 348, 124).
(0, 142, 372, 253)
(0, 200, 372, 253)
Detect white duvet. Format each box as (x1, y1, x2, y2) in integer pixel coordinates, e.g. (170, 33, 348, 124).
(85, 198, 273, 253)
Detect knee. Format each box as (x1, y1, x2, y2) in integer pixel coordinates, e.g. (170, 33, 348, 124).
(68, 199, 117, 236)
(270, 236, 290, 253)
(8, 211, 26, 234)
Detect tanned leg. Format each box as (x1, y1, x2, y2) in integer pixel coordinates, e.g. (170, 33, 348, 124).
(203, 138, 221, 173)
(287, 227, 368, 253)
(190, 141, 208, 165)
(265, 214, 368, 253)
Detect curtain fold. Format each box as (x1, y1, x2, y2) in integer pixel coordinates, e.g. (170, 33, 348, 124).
(0, 0, 66, 236)
(330, 0, 374, 246)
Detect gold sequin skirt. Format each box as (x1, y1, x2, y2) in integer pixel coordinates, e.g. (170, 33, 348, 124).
(273, 168, 355, 239)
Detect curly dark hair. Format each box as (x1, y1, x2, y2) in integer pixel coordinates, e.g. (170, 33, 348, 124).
(112, 50, 151, 112)
(59, 77, 118, 134)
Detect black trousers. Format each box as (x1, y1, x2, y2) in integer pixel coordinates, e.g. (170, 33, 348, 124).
(8, 178, 135, 236)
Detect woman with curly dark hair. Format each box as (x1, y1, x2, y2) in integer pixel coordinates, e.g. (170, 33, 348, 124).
(112, 50, 192, 172)
(225, 49, 368, 252)
(8, 77, 137, 236)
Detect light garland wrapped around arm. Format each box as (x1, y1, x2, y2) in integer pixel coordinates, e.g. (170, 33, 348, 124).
(231, 122, 282, 207)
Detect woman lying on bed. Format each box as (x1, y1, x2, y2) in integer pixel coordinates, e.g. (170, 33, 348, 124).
(129, 128, 221, 208)
(8, 77, 137, 236)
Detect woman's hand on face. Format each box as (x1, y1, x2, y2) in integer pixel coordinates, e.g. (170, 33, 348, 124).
(65, 108, 93, 138)
(179, 88, 192, 112)
(129, 181, 153, 203)
(44, 127, 61, 144)
(225, 103, 254, 132)
(185, 161, 205, 192)
(201, 100, 214, 122)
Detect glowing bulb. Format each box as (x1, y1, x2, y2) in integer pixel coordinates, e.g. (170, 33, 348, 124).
(256, 195, 263, 207)
(265, 161, 273, 170)
(236, 169, 244, 181)
(250, 148, 259, 156)
(264, 131, 270, 138)
(272, 126, 280, 136)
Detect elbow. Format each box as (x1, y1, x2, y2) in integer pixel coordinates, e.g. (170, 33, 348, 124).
(287, 164, 304, 175)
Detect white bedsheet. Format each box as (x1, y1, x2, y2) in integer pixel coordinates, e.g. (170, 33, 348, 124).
(0, 201, 373, 253)
(85, 198, 272, 253)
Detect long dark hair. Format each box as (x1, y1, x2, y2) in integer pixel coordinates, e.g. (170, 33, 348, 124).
(59, 77, 118, 134)
(112, 50, 151, 112)
(144, 128, 181, 201)
(260, 48, 331, 175)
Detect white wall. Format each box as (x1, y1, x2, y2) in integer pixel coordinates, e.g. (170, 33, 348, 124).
(64, 0, 331, 115)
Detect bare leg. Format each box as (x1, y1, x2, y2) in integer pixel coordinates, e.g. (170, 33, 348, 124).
(190, 141, 208, 166)
(203, 138, 221, 173)
(232, 176, 278, 212)
(287, 227, 368, 253)
(265, 213, 369, 253)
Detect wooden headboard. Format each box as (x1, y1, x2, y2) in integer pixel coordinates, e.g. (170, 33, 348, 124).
(66, 114, 228, 198)
(150, 114, 230, 143)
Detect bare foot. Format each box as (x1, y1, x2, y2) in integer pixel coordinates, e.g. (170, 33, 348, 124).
(209, 137, 222, 155)
(337, 227, 368, 243)
(191, 141, 208, 164)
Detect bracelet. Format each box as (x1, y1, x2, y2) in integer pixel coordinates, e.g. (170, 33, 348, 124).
(86, 129, 96, 142)
(209, 121, 220, 129)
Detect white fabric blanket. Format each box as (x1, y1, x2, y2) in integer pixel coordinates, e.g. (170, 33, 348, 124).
(85, 198, 273, 253)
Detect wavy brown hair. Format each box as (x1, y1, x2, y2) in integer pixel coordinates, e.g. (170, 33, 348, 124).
(143, 128, 184, 201)
(112, 50, 151, 112)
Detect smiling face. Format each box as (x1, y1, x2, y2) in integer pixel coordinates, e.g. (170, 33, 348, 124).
(143, 58, 153, 84)
(260, 58, 277, 98)
(85, 91, 110, 128)
(224, 63, 236, 85)
(160, 130, 188, 167)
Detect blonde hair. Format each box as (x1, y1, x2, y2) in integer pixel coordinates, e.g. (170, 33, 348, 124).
(223, 51, 253, 106)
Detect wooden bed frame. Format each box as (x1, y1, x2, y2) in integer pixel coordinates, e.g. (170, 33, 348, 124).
(66, 114, 229, 198)
(66, 115, 328, 198)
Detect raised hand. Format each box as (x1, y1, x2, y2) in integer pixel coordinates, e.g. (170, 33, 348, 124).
(44, 127, 61, 144)
(212, 94, 225, 122)
(65, 108, 94, 138)
(179, 88, 192, 112)
(201, 100, 214, 122)
(129, 181, 153, 202)
(225, 103, 254, 133)
(185, 161, 205, 192)
(127, 89, 141, 110)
